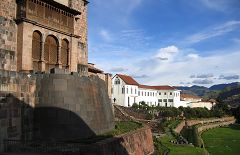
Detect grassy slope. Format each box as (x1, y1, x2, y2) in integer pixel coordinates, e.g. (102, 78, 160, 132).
(160, 136, 205, 155)
(202, 124, 240, 155)
(104, 121, 143, 136)
(154, 119, 205, 155)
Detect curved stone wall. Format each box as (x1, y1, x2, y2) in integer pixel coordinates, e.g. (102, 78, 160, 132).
(34, 74, 115, 140)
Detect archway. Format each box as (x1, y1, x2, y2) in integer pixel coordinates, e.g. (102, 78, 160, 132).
(44, 35, 58, 71)
(61, 39, 69, 69)
(32, 31, 42, 71)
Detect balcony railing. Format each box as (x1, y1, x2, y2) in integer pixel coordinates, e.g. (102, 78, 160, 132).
(17, 0, 78, 34)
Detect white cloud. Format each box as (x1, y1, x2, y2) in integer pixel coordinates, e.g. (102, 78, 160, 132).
(219, 75, 239, 80)
(135, 46, 240, 86)
(93, 43, 240, 87)
(110, 67, 128, 72)
(187, 53, 199, 59)
(192, 79, 214, 85)
(184, 20, 240, 44)
(155, 45, 179, 61)
(92, 0, 142, 26)
(232, 38, 240, 44)
(99, 29, 112, 42)
(199, 0, 240, 12)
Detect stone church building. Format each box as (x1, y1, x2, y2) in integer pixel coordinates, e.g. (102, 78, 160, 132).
(1, 0, 88, 74)
(0, 0, 115, 153)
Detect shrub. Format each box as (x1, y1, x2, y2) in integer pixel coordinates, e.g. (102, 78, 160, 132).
(132, 103, 139, 109)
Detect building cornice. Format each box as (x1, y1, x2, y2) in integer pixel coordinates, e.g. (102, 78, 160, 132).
(15, 18, 81, 38)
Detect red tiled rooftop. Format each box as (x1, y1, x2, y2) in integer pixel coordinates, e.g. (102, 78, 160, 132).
(181, 94, 201, 99)
(139, 85, 176, 90)
(116, 74, 178, 90)
(117, 74, 139, 85)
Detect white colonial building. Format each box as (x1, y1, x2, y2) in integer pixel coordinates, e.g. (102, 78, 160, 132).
(180, 94, 216, 110)
(112, 74, 182, 107)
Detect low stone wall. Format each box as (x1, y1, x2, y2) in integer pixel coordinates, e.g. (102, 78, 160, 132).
(174, 117, 236, 134)
(174, 120, 186, 134)
(197, 120, 236, 133)
(92, 126, 154, 155)
(186, 117, 235, 127)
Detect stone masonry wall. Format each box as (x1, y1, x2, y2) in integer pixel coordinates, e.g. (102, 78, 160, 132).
(70, 0, 88, 65)
(34, 73, 115, 140)
(0, 70, 115, 152)
(186, 117, 235, 126)
(91, 126, 154, 155)
(0, 0, 17, 71)
(197, 119, 236, 133)
(174, 120, 185, 134)
(0, 70, 36, 152)
(174, 117, 236, 134)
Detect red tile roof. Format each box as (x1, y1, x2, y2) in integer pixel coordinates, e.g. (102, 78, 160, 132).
(116, 74, 177, 90)
(151, 86, 176, 90)
(181, 94, 201, 100)
(117, 74, 139, 85)
(138, 85, 176, 90)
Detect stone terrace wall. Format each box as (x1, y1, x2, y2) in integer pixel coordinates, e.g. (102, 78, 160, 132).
(197, 119, 236, 133)
(68, 126, 154, 155)
(174, 120, 185, 134)
(186, 117, 235, 126)
(95, 126, 154, 155)
(174, 117, 236, 134)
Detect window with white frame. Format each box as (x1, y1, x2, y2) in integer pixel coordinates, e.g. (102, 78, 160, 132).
(115, 78, 120, 84)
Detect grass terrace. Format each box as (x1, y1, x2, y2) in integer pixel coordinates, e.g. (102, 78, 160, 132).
(202, 124, 240, 155)
(154, 135, 205, 155)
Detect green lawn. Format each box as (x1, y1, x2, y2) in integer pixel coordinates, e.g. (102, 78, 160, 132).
(104, 121, 143, 136)
(202, 124, 240, 155)
(154, 135, 205, 155)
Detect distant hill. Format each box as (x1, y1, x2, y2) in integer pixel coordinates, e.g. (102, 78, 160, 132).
(176, 82, 240, 97)
(217, 85, 240, 106)
(209, 82, 240, 91)
(176, 85, 209, 97)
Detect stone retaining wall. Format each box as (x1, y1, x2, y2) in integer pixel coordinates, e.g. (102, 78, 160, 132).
(197, 120, 236, 133)
(174, 120, 185, 134)
(0, 70, 115, 152)
(186, 117, 235, 126)
(174, 117, 236, 134)
(70, 126, 154, 155)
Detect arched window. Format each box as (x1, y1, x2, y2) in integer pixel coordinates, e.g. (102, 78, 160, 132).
(61, 39, 69, 69)
(44, 35, 58, 71)
(32, 31, 41, 71)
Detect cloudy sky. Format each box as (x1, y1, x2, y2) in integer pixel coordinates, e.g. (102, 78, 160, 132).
(88, 0, 240, 87)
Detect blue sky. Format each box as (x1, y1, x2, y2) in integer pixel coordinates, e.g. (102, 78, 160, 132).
(88, 0, 240, 87)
